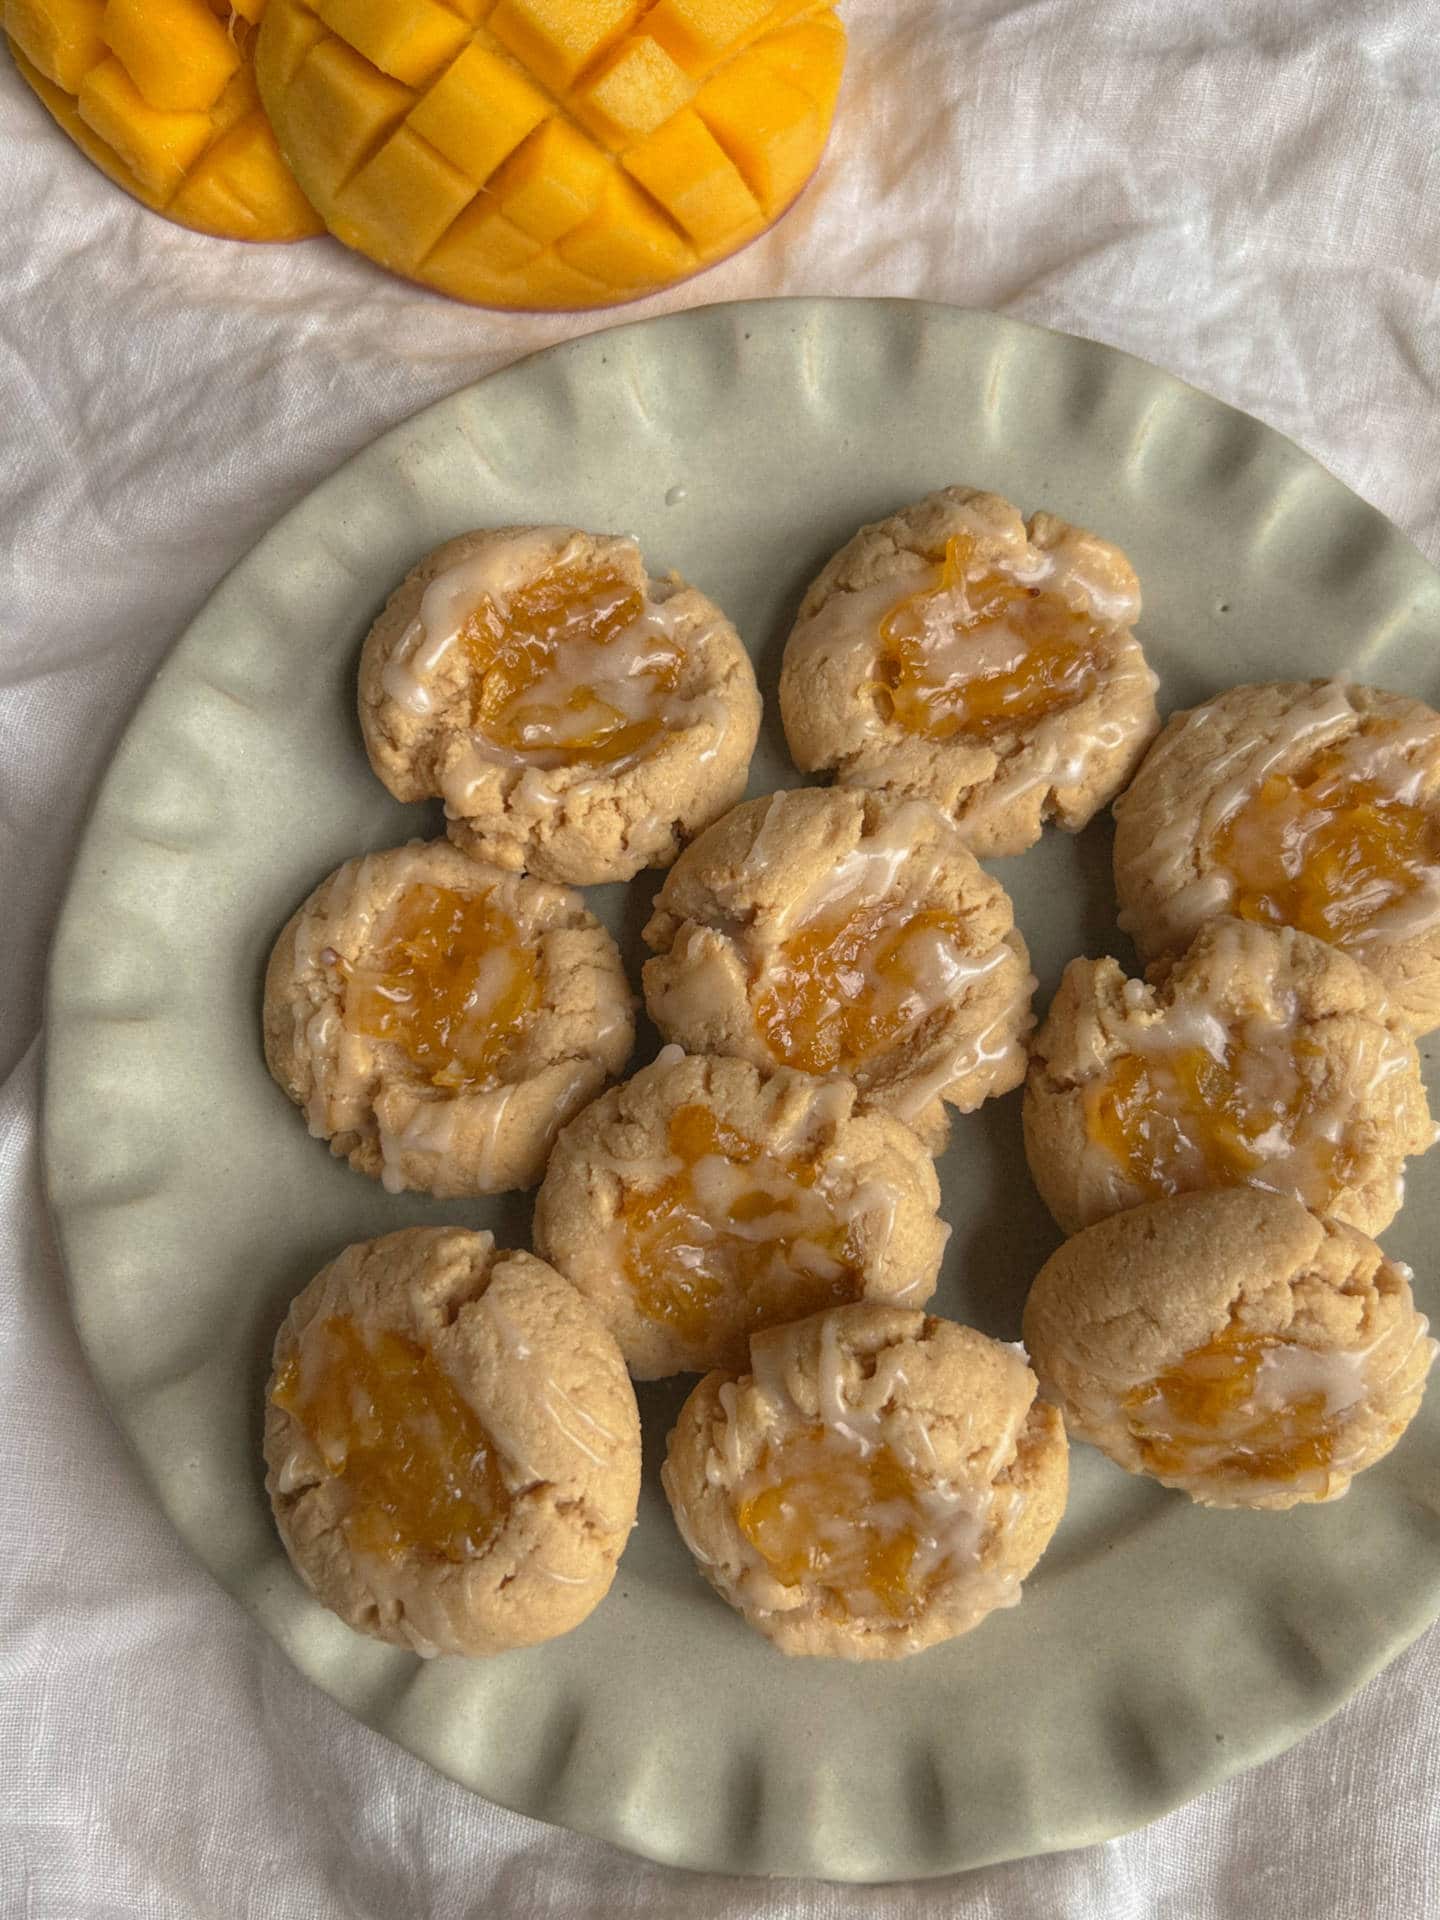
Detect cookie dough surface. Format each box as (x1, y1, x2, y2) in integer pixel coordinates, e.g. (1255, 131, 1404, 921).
(534, 1048, 950, 1379)
(358, 526, 761, 885)
(1022, 1190, 1436, 1509)
(642, 787, 1035, 1151)
(780, 487, 1158, 857)
(1023, 917, 1433, 1237)
(662, 1303, 1068, 1658)
(264, 1228, 642, 1657)
(263, 839, 634, 1196)
(1113, 679, 1440, 1031)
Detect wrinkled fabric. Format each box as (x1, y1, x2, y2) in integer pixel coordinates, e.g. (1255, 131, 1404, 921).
(3, 2, 1439, 1913)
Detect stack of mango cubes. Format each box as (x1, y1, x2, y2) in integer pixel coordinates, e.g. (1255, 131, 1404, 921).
(3, 0, 847, 306)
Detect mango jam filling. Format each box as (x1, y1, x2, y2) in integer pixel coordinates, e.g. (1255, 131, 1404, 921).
(1084, 1033, 1352, 1209)
(1124, 1319, 1348, 1483)
(461, 557, 681, 765)
(873, 533, 1106, 742)
(342, 882, 539, 1091)
(620, 1104, 859, 1341)
(752, 899, 969, 1076)
(735, 1427, 933, 1620)
(1214, 741, 1436, 945)
(273, 1315, 509, 1562)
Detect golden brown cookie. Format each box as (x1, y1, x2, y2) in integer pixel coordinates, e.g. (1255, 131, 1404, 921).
(781, 487, 1158, 856)
(1022, 1190, 1435, 1509)
(358, 526, 760, 885)
(642, 787, 1035, 1152)
(1113, 679, 1440, 1031)
(1023, 917, 1433, 1237)
(662, 1302, 1068, 1658)
(264, 1227, 642, 1656)
(262, 839, 634, 1196)
(534, 1047, 949, 1379)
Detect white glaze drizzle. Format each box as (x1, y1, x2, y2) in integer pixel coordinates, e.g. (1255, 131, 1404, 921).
(736, 798, 1032, 1100)
(1127, 1306, 1436, 1495)
(481, 1284, 619, 1476)
(1134, 683, 1440, 953)
(381, 535, 732, 806)
(291, 853, 621, 1193)
(711, 1317, 1034, 1625)
(605, 1079, 915, 1330)
(1079, 919, 1415, 1214)
(381, 528, 577, 716)
(786, 516, 1149, 805)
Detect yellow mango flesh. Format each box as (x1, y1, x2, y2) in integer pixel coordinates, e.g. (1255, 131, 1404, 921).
(619, 1103, 857, 1342)
(255, 0, 845, 307)
(5, 0, 323, 239)
(340, 881, 540, 1092)
(273, 1314, 510, 1562)
(1124, 1320, 1345, 1486)
(1214, 744, 1436, 949)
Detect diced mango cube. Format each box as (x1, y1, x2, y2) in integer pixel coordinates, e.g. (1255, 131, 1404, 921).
(8, 0, 321, 239)
(427, 200, 542, 276)
(623, 106, 759, 246)
(284, 36, 411, 194)
(423, 197, 607, 305)
(405, 40, 549, 185)
(76, 54, 213, 195)
(101, 0, 241, 113)
(429, 242, 607, 311)
(576, 35, 695, 148)
(695, 51, 819, 210)
(334, 123, 475, 268)
(175, 108, 316, 228)
(315, 0, 470, 88)
(207, 60, 262, 137)
(252, 0, 325, 88)
(487, 0, 642, 92)
(645, 0, 777, 73)
(491, 117, 607, 241)
(557, 171, 694, 287)
(754, 14, 845, 113)
(5, 0, 106, 92)
(752, 0, 825, 31)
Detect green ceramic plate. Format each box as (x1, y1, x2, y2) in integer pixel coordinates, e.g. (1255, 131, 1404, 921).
(43, 298, 1440, 1881)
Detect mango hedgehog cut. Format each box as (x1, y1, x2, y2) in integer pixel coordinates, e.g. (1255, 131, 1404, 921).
(5, 0, 323, 240)
(255, 0, 846, 309)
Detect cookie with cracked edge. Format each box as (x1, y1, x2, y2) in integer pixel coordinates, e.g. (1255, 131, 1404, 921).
(265, 1226, 642, 1656)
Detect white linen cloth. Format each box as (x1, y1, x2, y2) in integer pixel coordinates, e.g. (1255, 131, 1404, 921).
(4, 2, 1439, 1912)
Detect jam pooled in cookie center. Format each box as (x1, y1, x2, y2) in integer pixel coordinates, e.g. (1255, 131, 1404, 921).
(873, 533, 1106, 743)
(1123, 1318, 1364, 1487)
(735, 1426, 936, 1621)
(273, 1315, 510, 1562)
(752, 898, 974, 1077)
(1213, 739, 1439, 947)
(342, 883, 539, 1091)
(463, 557, 682, 767)
(1083, 1028, 1357, 1214)
(619, 1104, 860, 1342)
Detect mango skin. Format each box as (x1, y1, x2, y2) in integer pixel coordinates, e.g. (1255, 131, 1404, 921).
(4, 0, 323, 242)
(256, 0, 846, 310)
